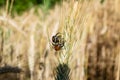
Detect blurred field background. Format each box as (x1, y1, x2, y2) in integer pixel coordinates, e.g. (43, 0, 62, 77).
(0, 0, 120, 80)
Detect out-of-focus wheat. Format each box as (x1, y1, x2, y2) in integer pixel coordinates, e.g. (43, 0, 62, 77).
(116, 45, 120, 80)
(28, 23, 36, 80)
(0, 0, 120, 80)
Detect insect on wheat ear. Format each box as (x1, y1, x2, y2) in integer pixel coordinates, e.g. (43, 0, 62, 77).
(52, 32, 65, 51)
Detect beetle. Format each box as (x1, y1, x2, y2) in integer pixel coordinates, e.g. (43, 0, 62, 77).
(52, 33, 65, 51)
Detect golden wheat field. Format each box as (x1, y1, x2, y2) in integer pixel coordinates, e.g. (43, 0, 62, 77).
(0, 0, 120, 80)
